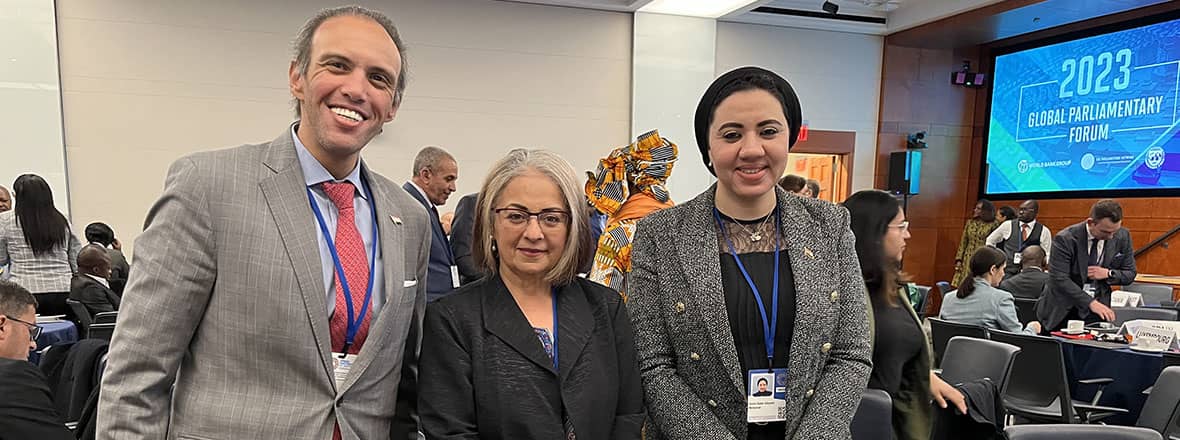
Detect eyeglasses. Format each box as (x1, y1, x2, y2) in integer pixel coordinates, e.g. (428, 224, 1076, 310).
(888, 221, 910, 232)
(494, 208, 571, 230)
(4, 315, 43, 341)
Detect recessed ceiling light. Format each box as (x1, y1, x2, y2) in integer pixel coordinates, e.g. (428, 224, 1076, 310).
(637, 0, 758, 18)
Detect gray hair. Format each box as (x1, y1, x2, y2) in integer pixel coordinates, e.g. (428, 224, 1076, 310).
(0, 280, 36, 318)
(473, 149, 592, 286)
(291, 5, 408, 117)
(411, 146, 456, 177)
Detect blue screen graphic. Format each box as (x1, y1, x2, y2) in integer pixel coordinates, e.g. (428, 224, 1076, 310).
(986, 17, 1180, 195)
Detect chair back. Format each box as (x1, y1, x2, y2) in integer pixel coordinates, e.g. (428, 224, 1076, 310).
(940, 336, 1020, 393)
(914, 285, 931, 318)
(851, 388, 892, 440)
(1014, 297, 1039, 325)
(1113, 307, 1179, 326)
(928, 318, 989, 368)
(1123, 283, 1175, 307)
(1138, 367, 1180, 439)
(1005, 425, 1162, 440)
(988, 329, 1074, 423)
(88, 323, 115, 342)
(66, 299, 93, 338)
(93, 311, 118, 325)
(924, 281, 951, 318)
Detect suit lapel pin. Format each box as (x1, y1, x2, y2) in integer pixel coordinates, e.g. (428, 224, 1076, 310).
(390, 215, 403, 225)
(803, 247, 815, 259)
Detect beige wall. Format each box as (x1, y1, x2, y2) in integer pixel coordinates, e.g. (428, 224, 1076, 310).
(56, 0, 632, 256)
(715, 21, 883, 193)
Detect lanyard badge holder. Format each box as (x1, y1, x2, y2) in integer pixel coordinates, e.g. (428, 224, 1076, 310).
(307, 181, 379, 390)
(713, 207, 789, 424)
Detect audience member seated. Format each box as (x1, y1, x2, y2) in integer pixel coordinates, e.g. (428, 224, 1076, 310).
(777, 173, 807, 195)
(0, 280, 73, 439)
(69, 244, 120, 317)
(0, 174, 82, 316)
(940, 246, 1041, 334)
(998, 245, 1049, 299)
(84, 222, 130, 295)
(804, 178, 820, 198)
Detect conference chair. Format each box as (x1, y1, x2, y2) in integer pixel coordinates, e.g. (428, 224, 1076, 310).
(93, 311, 117, 325)
(1123, 283, 1175, 307)
(922, 281, 952, 318)
(1004, 425, 1163, 440)
(1014, 297, 1039, 325)
(928, 318, 988, 368)
(851, 389, 892, 440)
(988, 330, 1126, 424)
(87, 323, 115, 342)
(939, 336, 1020, 393)
(1113, 307, 1179, 326)
(913, 284, 931, 318)
(66, 299, 92, 338)
(1137, 367, 1180, 439)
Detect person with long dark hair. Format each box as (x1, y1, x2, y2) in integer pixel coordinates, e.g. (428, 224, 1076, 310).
(0, 174, 80, 316)
(941, 246, 1041, 334)
(629, 66, 871, 440)
(952, 199, 999, 287)
(843, 189, 963, 440)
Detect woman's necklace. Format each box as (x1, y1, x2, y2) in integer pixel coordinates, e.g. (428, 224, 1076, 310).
(731, 211, 774, 242)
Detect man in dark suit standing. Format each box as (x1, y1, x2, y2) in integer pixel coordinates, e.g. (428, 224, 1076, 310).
(69, 244, 121, 317)
(403, 146, 459, 301)
(1037, 200, 1136, 333)
(0, 280, 73, 440)
(449, 192, 482, 285)
(999, 245, 1050, 299)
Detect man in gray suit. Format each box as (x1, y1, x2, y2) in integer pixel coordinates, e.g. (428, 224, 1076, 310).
(98, 6, 429, 440)
(1037, 200, 1136, 333)
(999, 245, 1050, 299)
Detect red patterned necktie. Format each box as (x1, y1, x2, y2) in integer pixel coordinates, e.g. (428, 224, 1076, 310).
(322, 181, 371, 353)
(1021, 223, 1030, 241)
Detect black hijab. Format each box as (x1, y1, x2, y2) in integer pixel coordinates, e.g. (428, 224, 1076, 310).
(693, 66, 803, 176)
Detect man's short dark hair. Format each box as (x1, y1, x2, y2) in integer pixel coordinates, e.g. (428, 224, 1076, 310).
(85, 222, 116, 246)
(1090, 199, 1123, 223)
(0, 280, 36, 318)
(778, 174, 806, 192)
(1019, 245, 1046, 269)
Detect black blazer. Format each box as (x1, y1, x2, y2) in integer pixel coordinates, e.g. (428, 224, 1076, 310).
(69, 274, 120, 316)
(418, 275, 644, 439)
(1037, 222, 1136, 330)
(998, 268, 1050, 299)
(449, 193, 482, 285)
(0, 358, 73, 440)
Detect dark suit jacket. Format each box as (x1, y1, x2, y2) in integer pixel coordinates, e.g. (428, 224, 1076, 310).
(69, 274, 121, 316)
(1037, 222, 1136, 331)
(403, 182, 456, 301)
(449, 193, 482, 285)
(0, 358, 74, 440)
(419, 274, 644, 440)
(998, 268, 1050, 299)
(106, 248, 130, 295)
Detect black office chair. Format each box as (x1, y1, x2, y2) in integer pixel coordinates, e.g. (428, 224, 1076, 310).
(939, 336, 1020, 393)
(1123, 283, 1175, 307)
(1005, 425, 1163, 440)
(928, 318, 988, 368)
(1014, 297, 1039, 325)
(88, 323, 115, 342)
(1138, 367, 1180, 440)
(1113, 307, 1179, 326)
(93, 312, 118, 325)
(851, 388, 891, 440)
(66, 299, 93, 338)
(988, 330, 1126, 424)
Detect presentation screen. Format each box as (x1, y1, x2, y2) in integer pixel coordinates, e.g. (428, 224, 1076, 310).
(985, 13, 1180, 198)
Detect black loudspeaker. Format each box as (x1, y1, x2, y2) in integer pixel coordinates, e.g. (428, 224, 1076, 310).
(888, 150, 922, 195)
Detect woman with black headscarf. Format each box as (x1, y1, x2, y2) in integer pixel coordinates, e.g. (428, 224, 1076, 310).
(627, 66, 872, 440)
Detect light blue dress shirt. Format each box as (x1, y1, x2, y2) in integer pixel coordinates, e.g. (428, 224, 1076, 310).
(292, 124, 386, 317)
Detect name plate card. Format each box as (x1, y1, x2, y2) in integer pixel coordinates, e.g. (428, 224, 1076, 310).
(1133, 326, 1178, 351)
(1111, 291, 1143, 307)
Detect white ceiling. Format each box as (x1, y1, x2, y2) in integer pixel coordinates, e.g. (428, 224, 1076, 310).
(497, 0, 1006, 35)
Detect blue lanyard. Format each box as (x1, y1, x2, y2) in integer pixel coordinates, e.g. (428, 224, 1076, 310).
(713, 207, 781, 366)
(551, 288, 559, 372)
(307, 180, 379, 354)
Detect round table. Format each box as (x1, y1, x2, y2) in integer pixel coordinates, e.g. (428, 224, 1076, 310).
(28, 319, 79, 364)
(1058, 337, 1165, 425)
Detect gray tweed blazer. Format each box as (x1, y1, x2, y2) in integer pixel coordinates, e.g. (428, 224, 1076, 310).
(627, 184, 872, 440)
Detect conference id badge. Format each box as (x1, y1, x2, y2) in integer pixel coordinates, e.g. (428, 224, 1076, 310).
(746, 368, 788, 423)
(450, 265, 461, 288)
(1084, 283, 1096, 297)
(332, 352, 358, 390)
(1013, 253, 1022, 264)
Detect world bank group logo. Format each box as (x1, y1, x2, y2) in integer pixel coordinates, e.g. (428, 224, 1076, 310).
(1145, 147, 1166, 170)
(1017, 160, 1030, 174)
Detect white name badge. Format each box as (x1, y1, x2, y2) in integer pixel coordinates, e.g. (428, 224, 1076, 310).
(451, 265, 461, 288)
(1111, 291, 1143, 307)
(747, 369, 788, 423)
(1083, 284, 1096, 297)
(332, 353, 358, 390)
(1013, 253, 1022, 264)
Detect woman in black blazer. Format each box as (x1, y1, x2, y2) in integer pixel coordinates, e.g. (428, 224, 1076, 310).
(418, 149, 644, 440)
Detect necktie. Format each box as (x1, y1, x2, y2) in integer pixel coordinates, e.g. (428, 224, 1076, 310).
(1021, 223, 1030, 241)
(322, 181, 371, 355)
(1088, 238, 1100, 266)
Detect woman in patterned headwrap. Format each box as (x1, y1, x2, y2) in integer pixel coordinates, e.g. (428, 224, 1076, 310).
(585, 130, 678, 301)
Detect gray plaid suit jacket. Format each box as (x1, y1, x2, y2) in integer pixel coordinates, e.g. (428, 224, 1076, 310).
(97, 128, 430, 440)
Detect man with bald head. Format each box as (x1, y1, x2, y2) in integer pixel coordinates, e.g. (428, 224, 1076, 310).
(987, 199, 1053, 278)
(999, 245, 1050, 299)
(69, 244, 121, 316)
(0, 185, 11, 213)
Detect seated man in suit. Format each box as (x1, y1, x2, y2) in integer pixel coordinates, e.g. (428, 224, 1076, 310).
(0, 280, 73, 439)
(403, 146, 460, 301)
(84, 222, 130, 295)
(1037, 200, 1136, 333)
(998, 245, 1049, 299)
(69, 244, 121, 316)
